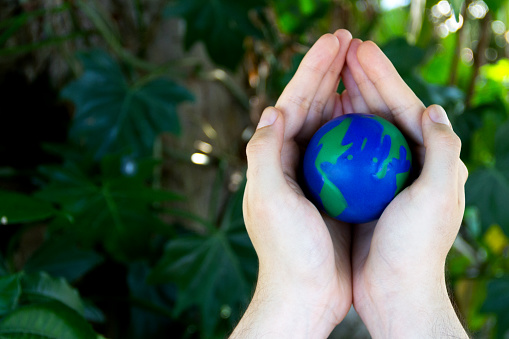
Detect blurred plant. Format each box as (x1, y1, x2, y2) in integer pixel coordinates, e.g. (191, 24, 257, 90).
(0, 0, 508, 338)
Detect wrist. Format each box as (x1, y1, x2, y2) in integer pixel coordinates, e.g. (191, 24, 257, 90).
(231, 275, 341, 339)
(355, 272, 467, 338)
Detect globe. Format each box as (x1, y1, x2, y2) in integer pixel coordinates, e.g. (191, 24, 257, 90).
(303, 113, 412, 224)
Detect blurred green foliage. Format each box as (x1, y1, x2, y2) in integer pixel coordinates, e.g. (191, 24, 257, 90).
(0, 0, 508, 338)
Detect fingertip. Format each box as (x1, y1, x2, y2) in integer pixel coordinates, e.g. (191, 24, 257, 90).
(357, 40, 378, 56)
(347, 39, 362, 62)
(357, 41, 385, 69)
(334, 29, 353, 42)
(426, 104, 451, 127)
(320, 33, 340, 52)
(257, 106, 280, 129)
(341, 90, 354, 114)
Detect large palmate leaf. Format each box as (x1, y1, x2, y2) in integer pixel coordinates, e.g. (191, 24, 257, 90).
(20, 272, 85, 316)
(0, 302, 99, 339)
(24, 237, 104, 283)
(35, 157, 182, 261)
(149, 186, 257, 336)
(0, 191, 54, 225)
(62, 50, 193, 159)
(481, 276, 509, 339)
(127, 262, 175, 338)
(165, 0, 265, 69)
(0, 274, 21, 316)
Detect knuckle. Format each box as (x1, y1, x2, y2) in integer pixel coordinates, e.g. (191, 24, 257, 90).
(391, 100, 425, 118)
(310, 97, 327, 116)
(437, 131, 462, 153)
(246, 136, 265, 158)
(460, 160, 469, 183)
(287, 93, 313, 112)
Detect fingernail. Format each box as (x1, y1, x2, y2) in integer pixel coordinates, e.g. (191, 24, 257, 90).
(257, 109, 279, 129)
(429, 105, 450, 125)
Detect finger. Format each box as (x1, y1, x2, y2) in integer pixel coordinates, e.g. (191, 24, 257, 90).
(357, 41, 425, 144)
(340, 90, 354, 115)
(417, 105, 461, 191)
(330, 92, 345, 119)
(458, 161, 467, 209)
(300, 30, 352, 140)
(345, 39, 392, 120)
(459, 160, 468, 185)
(323, 92, 337, 124)
(341, 65, 369, 114)
(246, 107, 287, 194)
(276, 34, 340, 140)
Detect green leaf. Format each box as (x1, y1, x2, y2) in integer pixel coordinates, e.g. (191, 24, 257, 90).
(0, 274, 21, 316)
(271, 0, 330, 34)
(466, 168, 509, 234)
(495, 119, 509, 176)
(24, 237, 103, 283)
(0, 191, 54, 225)
(165, 0, 265, 69)
(466, 117, 509, 234)
(372, 8, 410, 44)
(128, 262, 174, 338)
(83, 300, 105, 324)
(449, 0, 464, 21)
(0, 302, 98, 339)
(0, 252, 8, 276)
(61, 50, 193, 159)
(35, 157, 180, 261)
(382, 38, 426, 74)
(484, 0, 506, 12)
(149, 186, 256, 336)
(481, 277, 509, 339)
(472, 59, 509, 107)
(453, 104, 488, 162)
(21, 272, 85, 316)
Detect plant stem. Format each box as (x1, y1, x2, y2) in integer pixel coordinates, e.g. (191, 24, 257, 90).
(199, 69, 251, 111)
(465, 13, 491, 108)
(77, 0, 154, 71)
(0, 31, 90, 57)
(448, 0, 470, 86)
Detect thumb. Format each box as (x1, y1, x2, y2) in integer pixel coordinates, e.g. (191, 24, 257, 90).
(246, 107, 286, 191)
(417, 105, 461, 190)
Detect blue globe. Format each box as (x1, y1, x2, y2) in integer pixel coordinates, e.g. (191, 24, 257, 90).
(303, 113, 412, 223)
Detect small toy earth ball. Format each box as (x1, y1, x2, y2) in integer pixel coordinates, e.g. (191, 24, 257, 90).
(303, 113, 412, 224)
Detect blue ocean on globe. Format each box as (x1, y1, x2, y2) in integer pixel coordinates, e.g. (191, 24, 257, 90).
(303, 113, 412, 223)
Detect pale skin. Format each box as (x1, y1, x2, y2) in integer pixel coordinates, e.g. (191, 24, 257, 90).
(231, 30, 469, 339)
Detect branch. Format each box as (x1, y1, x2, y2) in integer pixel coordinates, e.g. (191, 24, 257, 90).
(448, 0, 471, 86)
(465, 13, 491, 108)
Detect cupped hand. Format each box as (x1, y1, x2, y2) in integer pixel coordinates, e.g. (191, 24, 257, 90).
(341, 39, 469, 337)
(232, 30, 355, 338)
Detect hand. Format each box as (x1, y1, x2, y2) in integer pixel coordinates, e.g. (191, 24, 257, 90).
(231, 30, 354, 338)
(342, 39, 469, 337)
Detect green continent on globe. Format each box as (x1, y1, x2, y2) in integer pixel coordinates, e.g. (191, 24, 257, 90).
(375, 117, 412, 193)
(312, 114, 411, 220)
(314, 118, 352, 218)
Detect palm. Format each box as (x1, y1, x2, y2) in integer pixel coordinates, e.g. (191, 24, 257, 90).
(264, 30, 355, 322)
(278, 134, 353, 319)
(337, 39, 437, 312)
